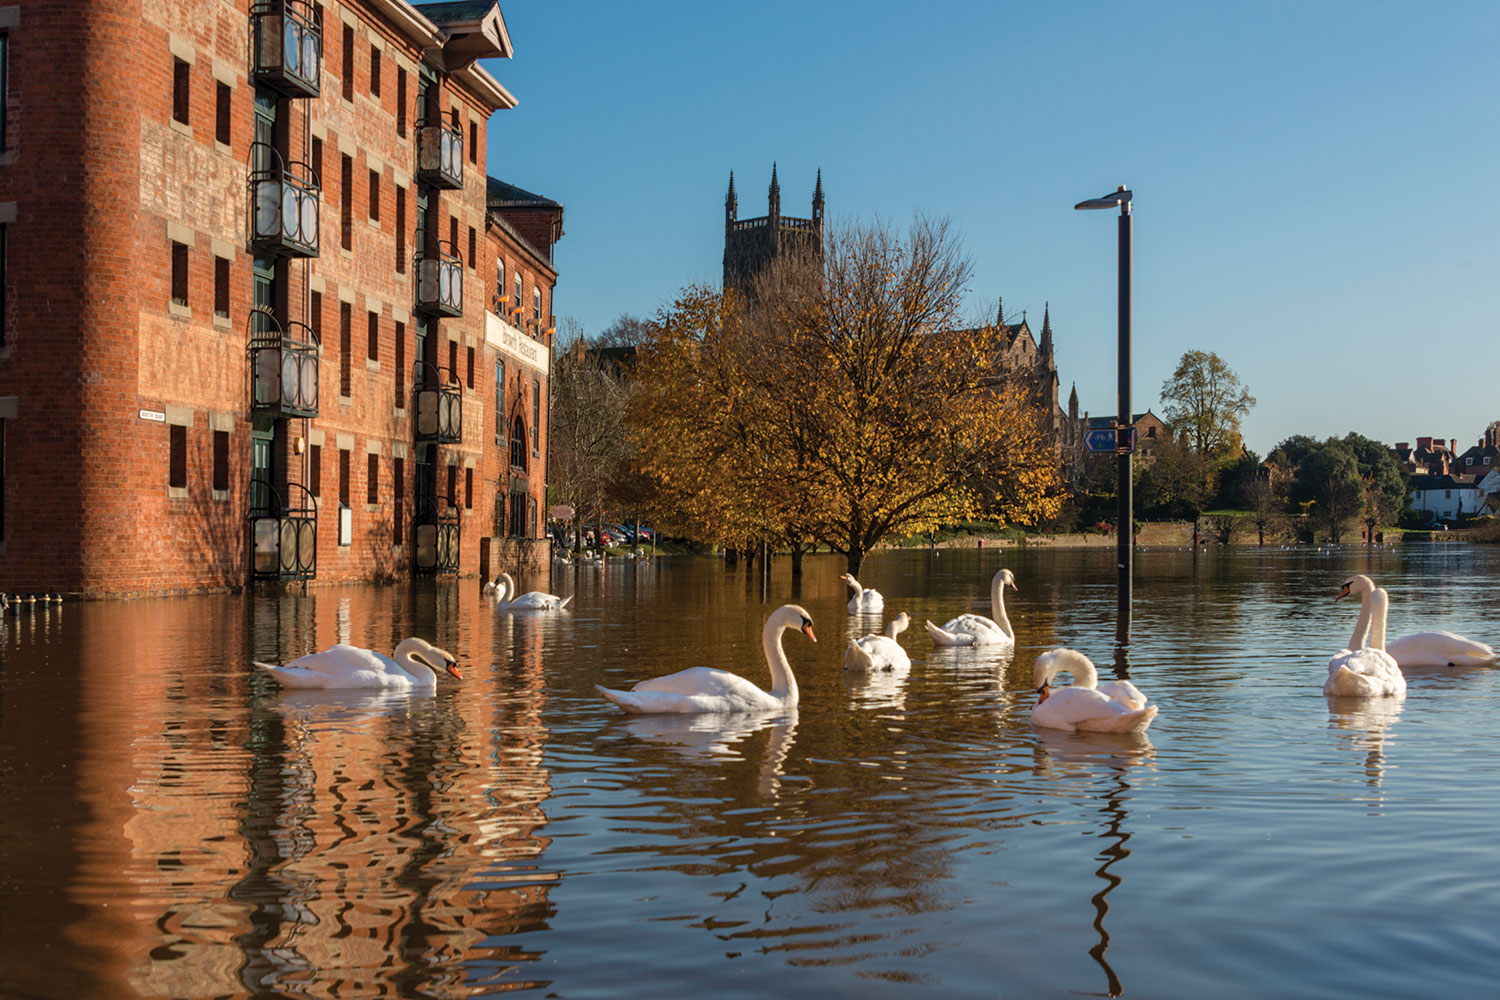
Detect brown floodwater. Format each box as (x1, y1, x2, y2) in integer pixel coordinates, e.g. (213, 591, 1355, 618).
(3, 544, 1499, 998)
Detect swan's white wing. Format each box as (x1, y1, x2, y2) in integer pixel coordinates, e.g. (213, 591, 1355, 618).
(504, 591, 573, 610)
(629, 666, 763, 697)
(1325, 648, 1406, 697)
(1387, 630, 1498, 667)
(1033, 686, 1156, 733)
(928, 614, 1009, 647)
(259, 645, 408, 689)
(848, 635, 910, 671)
(1098, 679, 1148, 711)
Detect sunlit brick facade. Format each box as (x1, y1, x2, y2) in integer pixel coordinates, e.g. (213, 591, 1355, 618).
(0, 0, 562, 596)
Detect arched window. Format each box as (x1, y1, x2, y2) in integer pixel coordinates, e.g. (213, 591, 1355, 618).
(510, 415, 526, 470)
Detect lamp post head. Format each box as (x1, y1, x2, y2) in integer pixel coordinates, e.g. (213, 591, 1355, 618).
(1074, 185, 1132, 214)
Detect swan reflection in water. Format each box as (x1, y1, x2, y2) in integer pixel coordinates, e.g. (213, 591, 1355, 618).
(844, 657, 912, 710)
(609, 711, 799, 797)
(1032, 721, 1158, 999)
(1326, 695, 1404, 794)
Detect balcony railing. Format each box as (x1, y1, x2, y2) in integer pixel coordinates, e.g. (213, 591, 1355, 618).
(414, 238, 462, 316)
(249, 306, 319, 418)
(415, 117, 463, 189)
(249, 480, 318, 580)
(412, 361, 461, 443)
(248, 143, 320, 257)
(250, 0, 321, 100)
(413, 493, 459, 574)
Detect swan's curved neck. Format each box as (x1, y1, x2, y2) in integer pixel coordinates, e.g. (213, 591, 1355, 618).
(1348, 592, 1374, 649)
(394, 639, 439, 682)
(763, 619, 799, 700)
(1367, 588, 1389, 651)
(496, 573, 515, 603)
(1055, 651, 1098, 689)
(885, 617, 907, 639)
(990, 575, 1014, 638)
(845, 575, 862, 595)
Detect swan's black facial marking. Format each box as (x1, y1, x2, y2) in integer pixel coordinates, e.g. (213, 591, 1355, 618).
(1036, 683, 1050, 703)
(445, 658, 464, 681)
(1336, 581, 1352, 601)
(800, 617, 817, 643)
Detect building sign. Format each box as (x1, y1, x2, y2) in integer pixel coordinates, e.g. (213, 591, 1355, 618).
(139, 409, 166, 422)
(486, 312, 549, 375)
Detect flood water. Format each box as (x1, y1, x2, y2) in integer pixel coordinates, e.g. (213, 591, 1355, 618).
(4, 544, 1500, 998)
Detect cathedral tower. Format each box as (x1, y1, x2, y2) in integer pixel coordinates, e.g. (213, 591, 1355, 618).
(722, 165, 824, 294)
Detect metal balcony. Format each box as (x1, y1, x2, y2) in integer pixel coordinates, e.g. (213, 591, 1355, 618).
(413, 493, 459, 574)
(415, 117, 463, 189)
(413, 239, 462, 316)
(249, 307, 319, 418)
(250, 0, 322, 100)
(413, 361, 461, 444)
(249, 480, 318, 580)
(248, 143, 320, 258)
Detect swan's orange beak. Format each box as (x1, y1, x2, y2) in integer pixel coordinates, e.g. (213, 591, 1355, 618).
(446, 660, 464, 680)
(1335, 583, 1350, 602)
(802, 623, 817, 643)
(1036, 683, 1050, 703)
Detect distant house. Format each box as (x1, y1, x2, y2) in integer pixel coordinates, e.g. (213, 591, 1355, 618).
(1454, 425, 1499, 476)
(1393, 436, 1460, 475)
(1080, 410, 1168, 474)
(1476, 468, 1500, 515)
(1408, 473, 1485, 523)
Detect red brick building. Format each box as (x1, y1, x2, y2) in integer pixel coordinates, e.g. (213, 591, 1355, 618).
(0, 0, 562, 596)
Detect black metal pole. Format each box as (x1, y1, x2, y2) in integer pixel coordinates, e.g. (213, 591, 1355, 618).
(1116, 200, 1133, 640)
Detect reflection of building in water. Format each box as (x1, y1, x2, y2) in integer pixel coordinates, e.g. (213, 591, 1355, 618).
(8, 583, 557, 997)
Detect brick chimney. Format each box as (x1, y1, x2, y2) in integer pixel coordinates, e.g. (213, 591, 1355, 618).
(1416, 436, 1432, 451)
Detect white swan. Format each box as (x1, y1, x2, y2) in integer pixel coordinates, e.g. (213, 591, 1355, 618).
(1335, 574, 1497, 666)
(255, 637, 463, 690)
(493, 572, 573, 611)
(1327, 575, 1406, 697)
(841, 573, 884, 612)
(595, 604, 816, 714)
(926, 568, 1016, 647)
(1031, 647, 1157, 733)
(845, 612, 912, 672)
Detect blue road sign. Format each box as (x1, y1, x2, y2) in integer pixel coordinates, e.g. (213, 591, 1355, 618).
(1084, 427, 1136, 453)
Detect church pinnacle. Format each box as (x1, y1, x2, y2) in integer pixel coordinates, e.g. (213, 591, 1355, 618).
(1040, 302, 1053, 357)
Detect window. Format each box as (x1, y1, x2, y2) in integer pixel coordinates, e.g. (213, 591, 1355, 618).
(446, 464, 457, 507)
(395, 186, 406, 273)
(1468, 457, 1474, 466)
(309, 444, 321, 497)
(533, 378, 541, 452)
(533, 286, 542, 323)
(171, 242, 189, 306)
(172, 59, 190, 125)
(369, 43, 380, 97)
(467, 225, 476, 268)
(449, 215, 458, 252)
(510, 417, 526, 469)
(367, 310, 378, 361)
(214, 257, 229, 319)
(310, 290, 323, 343)
(340, 155, 352, 250)
(494, 259, 505, 311)
(339, 301, 352, 397)
(367, 452, 379, 504)
(396, 68, 407, 137)
(393, 457, 405, 545)
(469, 120, 477, 164)
(466, 345, 474, 388)
(1, 34, 9, 151)
(464, 467, 473, 510)
(341, 24, 353, 102)
(494, 360, 505, 443)
(447, 339, 457, 380)
(312, 137, 323, 187)
(514, 273, 523, 316)
(212, 430, 229, 492)
(169, 424, 187, 489)
(510, 491, 526, 538)
(394, 321, 405, 408)
(368, 169, 380, 221)
(338, 448, 350, 507)
(0, 225, 6, 348)
(215, 82, 231, 145)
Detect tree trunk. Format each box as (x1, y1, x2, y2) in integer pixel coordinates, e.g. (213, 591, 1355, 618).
(790, 542, 805, 577)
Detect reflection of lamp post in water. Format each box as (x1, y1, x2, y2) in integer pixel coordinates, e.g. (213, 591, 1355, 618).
(1088, 768, 1133, 999)
(1075, 187, 1134, 641)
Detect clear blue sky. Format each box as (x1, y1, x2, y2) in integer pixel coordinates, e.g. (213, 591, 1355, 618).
(481, 1, 1499, 457)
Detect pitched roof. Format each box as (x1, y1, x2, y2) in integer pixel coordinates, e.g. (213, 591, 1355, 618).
(1409, 473, 1478, 490)
(414, 0, 500, 18)
(487, 176, 561, 210)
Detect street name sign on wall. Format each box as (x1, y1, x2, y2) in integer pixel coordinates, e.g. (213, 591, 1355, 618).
(1085, 427, 1136, 453)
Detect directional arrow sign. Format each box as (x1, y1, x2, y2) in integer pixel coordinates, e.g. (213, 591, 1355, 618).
(1084, 427, 1136, 453)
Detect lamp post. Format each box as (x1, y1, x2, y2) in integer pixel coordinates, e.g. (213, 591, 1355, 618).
(1075, 186, 1133, 639)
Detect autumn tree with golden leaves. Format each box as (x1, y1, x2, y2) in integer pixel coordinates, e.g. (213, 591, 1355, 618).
(630, 216, 1062, 574)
